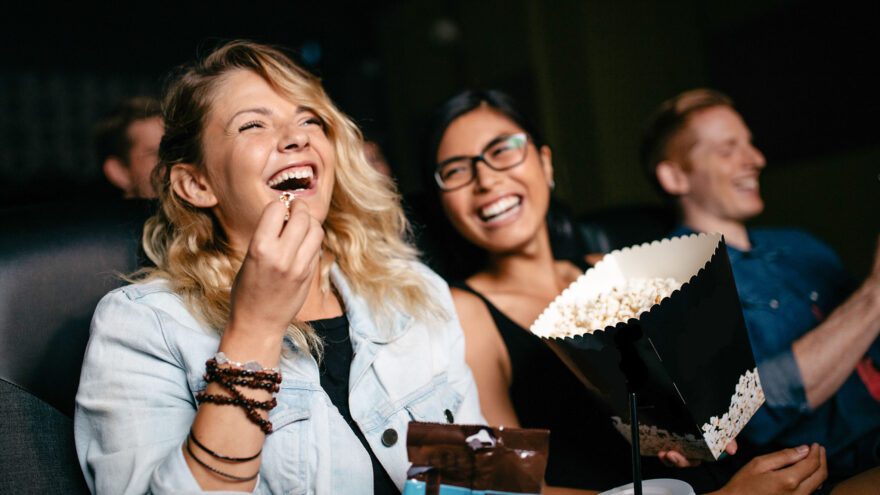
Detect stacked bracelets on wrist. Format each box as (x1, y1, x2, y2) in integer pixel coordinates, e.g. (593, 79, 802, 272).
(189, 353, 281, 481)
(196, 352, 282, 434)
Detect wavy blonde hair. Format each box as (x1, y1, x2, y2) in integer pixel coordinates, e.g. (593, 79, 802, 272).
(138, 40, 444, 352)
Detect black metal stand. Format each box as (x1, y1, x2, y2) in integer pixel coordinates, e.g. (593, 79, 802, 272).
(628, 391, 643, 495)
(616, 328, 645, 495)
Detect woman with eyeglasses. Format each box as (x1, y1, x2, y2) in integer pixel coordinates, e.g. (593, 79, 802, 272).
(423, 89, 827, 495)
(74, 41, 483, 494)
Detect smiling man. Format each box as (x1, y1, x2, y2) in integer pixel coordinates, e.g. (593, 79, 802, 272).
(94, 96, 163, 199)
(641, 89, 880, 480)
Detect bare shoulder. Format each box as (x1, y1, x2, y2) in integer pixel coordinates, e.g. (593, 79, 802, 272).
(451, 287, 488, 318)
(451, 288, 496, 334)
(450, 287, 504, 353)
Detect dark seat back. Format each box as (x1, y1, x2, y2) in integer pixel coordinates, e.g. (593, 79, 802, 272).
(547, 200, 677, 265)
(0, 198, 153, 493)
(574, 203, 678, 254)
(0, 379, 89, 493)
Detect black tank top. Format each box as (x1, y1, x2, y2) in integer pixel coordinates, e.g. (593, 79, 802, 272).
(310, 315, 399, 494)
(451, 283, 743, 492)
(451, 282, 632, 489)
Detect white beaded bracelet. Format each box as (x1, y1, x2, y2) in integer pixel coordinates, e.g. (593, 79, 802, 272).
(214, 351, 281, 373)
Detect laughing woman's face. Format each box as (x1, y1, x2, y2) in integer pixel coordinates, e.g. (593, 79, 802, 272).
(436, 106, 554, 255)
(175, 69, 336, 252)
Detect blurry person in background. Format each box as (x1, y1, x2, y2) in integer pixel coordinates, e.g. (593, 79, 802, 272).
(94, 96, 163, 198)
(643, 88, 880, 482)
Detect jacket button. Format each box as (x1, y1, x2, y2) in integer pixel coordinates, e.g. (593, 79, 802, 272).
(381, 428, 398, 447)
(445, 409, 454, 423)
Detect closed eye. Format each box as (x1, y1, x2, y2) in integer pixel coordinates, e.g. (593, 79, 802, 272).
(238, 120, 264, 132)
(488, 135, 526, 158)
(439, 162, 469, 180)
(302, 116, 325, 129)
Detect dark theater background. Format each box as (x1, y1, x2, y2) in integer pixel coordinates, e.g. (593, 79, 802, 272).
(0, 0, 877, 273)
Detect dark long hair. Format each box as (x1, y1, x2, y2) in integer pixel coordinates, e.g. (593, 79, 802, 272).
(425, 89, 546, 170)
(413, 89, 580, 281)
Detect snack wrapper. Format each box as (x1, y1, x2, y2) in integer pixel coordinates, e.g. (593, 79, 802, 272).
(402, 422, 549, 495)
(530, 233, 765, 461)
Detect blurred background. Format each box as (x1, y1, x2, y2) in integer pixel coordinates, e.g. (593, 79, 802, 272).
(0, 0, 876, 273)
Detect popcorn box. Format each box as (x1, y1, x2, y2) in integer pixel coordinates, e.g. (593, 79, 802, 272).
(530, 233, 764, 461)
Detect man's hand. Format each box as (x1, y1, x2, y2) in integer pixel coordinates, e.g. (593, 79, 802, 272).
(712, 444, 826, 495)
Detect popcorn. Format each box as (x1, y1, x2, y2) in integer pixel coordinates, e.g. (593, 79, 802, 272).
(549, 277, 680, 337)
(612, 368, 765, 460)
(611, 417, 710, 461)
(700, 368, 764, 458)
(279, 191, 295, 221)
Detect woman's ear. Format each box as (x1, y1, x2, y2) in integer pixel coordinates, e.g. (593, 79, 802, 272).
(655, 160, 691, 196)
(539, 145, 554, 188)
(170, 164, 218, 207)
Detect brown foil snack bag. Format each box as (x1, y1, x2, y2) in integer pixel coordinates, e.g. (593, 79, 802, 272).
(405, 422, 550, 495)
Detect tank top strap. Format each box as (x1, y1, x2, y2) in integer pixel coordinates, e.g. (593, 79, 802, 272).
(449, 280, 543, 373)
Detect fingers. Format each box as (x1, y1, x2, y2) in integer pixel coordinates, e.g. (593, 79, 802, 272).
(725, 439, 738, 456)
(794, 445, 826, 495)
(247, 197, 321, 281)
(253, 199, 292, 240)
(658, 450, 695, 468)
(281, 200, 323, 267)
(751, 445, 811, 473)
(774, 444, 822, 492)
(253, 195, 311, 244)
(279, 200, 313, 248)
(290, 216, 324, 275)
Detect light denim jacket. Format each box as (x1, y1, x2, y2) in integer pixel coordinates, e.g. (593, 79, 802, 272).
(74, 262, 484, 494)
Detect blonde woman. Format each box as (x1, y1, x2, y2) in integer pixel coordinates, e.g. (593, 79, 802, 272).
(74, 41, 482, 494)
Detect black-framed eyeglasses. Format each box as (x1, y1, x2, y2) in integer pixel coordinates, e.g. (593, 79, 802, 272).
(434, 133, 529, 191)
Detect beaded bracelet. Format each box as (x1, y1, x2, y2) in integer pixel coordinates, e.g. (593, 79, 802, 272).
(196, 391, 275, 434)
(199, 354, 281, 434)
(212, 375, 281, 393)
(186, 436, 259, 482)
(206, 362, 281, 381)
(214, 352, 280, 373)
(203, 368, 281, 392)
(196, 392, 277, 411)
(204, 373, 280, 393)
(205, 357, 281, 390)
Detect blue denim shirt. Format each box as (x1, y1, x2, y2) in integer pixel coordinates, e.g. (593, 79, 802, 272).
(672, 227, 880, 461)
(74, 262, 484, 494)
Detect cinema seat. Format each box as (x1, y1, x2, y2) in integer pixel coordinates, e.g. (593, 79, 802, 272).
(0, 199, 152, 493)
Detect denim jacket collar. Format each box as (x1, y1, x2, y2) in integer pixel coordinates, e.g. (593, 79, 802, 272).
(330, 263, 413, 345)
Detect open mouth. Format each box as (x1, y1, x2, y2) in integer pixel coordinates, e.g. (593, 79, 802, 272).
(478, 195, 522, 222)
(268, 165, 315, 193)
(733, 177, 759, 193)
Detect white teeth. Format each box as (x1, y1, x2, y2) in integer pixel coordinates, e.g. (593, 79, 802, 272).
(267, 166, 314, 187)
(735, 177, 758, 190)
(480, 195, 521, 219)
